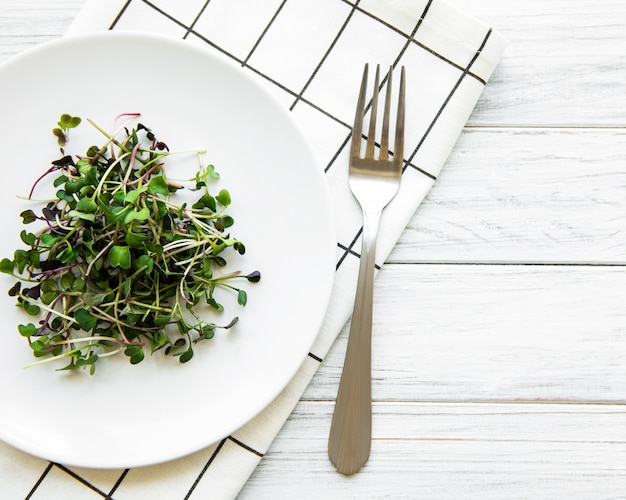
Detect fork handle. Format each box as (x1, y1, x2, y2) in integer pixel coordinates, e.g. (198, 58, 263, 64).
(328, 208, 381, 475)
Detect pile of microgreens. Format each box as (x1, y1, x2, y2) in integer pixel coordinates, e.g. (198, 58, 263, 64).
(0, 113, 260, 374)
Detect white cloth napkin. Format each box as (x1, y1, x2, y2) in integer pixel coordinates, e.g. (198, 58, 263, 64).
(1, 0, 506, 498)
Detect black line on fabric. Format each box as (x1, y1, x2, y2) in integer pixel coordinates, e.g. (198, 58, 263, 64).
(25, 462, 54, 499)
(412, 38, 487, 85)
(140, 0, 189, 31)
(388, 0, 432, 71)
(308, 352, 323, 363)
(408, 162, 437, 180)
(184, 438, 227, 500)
(243, 0, 288, 65)
(298, 94, 353, 129)
(289, 0, 360, 111)
(244, 63, 299, 97)
(188, 30, 246, 64)
(183, 0, 212, 40)
(324, 134, 351, 173)
(108, 0, 133, 30)
(188, 30, 305, 103)
(337, 242, 360, 261)
(53, 463, 108, 497)
(407, 28, 492, 167)
(228, 435, 264, 457)
(336, 228, 363, 270)
(337, 241, 382, 270)
(339, 0, 486, 85)
(106, 469, 130, 499)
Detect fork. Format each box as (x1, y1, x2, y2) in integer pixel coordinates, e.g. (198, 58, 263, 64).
(328, 63, 405, 475)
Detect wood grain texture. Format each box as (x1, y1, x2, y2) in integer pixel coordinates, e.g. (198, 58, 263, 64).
(390, 128, 626, 264)
(0, 0, 85, 60)
(241, 402, 626, 499)
(443, 0, 626, 126)
(306, 264, 626, 403)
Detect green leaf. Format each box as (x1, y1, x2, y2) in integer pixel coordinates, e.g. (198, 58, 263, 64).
(40, 233, 60, 245)
(40, 279, 58, 293)
(124, 207, 150, 224)
(179, 347, 194, 363)
(18, 323, 37, 337)
(41, 291, 58, 305)
(199, 324, 215, 339)
(109, 245, 132, 269)
(124, 345, 145, 364)
(71, 278, 86, 292)
(64, 179, 85, 196)
(20, 209, 37, 224)
(204, 164, 220, 179)
(147, 176, 169, 196)
(237, 289, 247, 306)
(216, 189, 231, 207)
(0, 258, 14, 274)
(75, 354, 97, 368)
(20, 230, 36, 247)
(135, 254, 154, 275)
(124, 187, 147, 205)
(67, 209, 96, 222)
(58, 114, 72, 127)
(52, 128, 66, 146)
(192, 193, 216, 211)
(154, 314, 172, 327)
(75, 308, 98, 331)
(83, 291, 105, 306)
(60, 272, 75, 290)
(23, 302, 41, 315)
(53, 175, 68, 188)
(76, 197, 97, 214)
(123, 277, 132, 297)
(125, 231, 147, 249)
(207, 297, 224, 311)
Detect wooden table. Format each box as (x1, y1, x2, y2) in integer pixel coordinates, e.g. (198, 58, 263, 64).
(1, 0, 625, 497)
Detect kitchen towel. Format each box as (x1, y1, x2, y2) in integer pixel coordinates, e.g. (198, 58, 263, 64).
(1, 0, 506, 498)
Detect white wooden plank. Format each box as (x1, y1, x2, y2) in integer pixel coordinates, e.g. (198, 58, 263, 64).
(240, 401, 626, 499)
(389, 127, 626, 264)
(305, 263, 626, 403)
(443, 0, 626, 126)
(0, 1, 85, 61)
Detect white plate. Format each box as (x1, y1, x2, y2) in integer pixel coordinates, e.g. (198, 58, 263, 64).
(0, 32, 335, 468)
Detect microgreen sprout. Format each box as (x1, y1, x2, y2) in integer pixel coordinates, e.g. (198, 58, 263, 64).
(52, 113, 81, 146)
(1, 114, 260, 374)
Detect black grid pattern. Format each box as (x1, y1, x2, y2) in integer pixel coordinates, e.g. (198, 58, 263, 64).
(16, 0, 501, 497)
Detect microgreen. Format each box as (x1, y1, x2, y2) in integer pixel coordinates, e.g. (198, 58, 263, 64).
(2, 114, 260, 374)
(52, 113, 81, 146)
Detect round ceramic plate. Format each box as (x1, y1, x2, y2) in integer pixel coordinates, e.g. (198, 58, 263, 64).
(0, 32, 335, 468)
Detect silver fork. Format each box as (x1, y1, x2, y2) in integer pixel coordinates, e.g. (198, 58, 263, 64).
(328, 63, 405, 475)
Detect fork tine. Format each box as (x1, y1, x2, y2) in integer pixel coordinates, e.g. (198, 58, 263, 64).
(393, 66, 406, 168)
(351, 63, 369, 159)
(365, 65, 380, 158)
(379, 65, 393, 160)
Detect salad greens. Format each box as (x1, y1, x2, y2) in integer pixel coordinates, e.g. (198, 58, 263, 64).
(0, 113, 260, 374)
